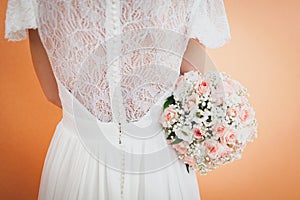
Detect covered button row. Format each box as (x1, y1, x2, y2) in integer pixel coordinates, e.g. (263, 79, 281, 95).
(110, 0, 120, 82)
(111, 0, 118, 29)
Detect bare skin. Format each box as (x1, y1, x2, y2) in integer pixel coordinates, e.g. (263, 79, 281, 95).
(181, 38, 217, 75)
(180, 38, 206, 74)
(28, 29, 212, 109)
(28, 29, 62, 109)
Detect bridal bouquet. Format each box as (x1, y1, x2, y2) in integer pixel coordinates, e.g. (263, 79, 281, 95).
(160, 70, 258, 175)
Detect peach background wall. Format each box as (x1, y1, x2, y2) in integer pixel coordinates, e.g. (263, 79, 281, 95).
(1, 0, 300, 199)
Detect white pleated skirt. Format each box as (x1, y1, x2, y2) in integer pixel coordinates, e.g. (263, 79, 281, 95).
(37, 80, 201, 200)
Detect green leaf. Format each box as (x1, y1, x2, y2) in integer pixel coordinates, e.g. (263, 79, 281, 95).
(163, 101, 170, 111)
(171, 137, 183, 145)
(163, 95, 175, 111)
(167, 95, 175, 103)
(166, 132, 176, 140)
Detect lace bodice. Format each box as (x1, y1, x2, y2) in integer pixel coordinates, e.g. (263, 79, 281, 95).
(5, 0, 231, 123)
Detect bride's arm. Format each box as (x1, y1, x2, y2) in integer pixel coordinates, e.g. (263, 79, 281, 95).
(180, 38, 216, 75)
(28, 29, 62, 109)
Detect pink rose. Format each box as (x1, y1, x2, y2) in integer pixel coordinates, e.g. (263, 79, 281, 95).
(197, 80, 210, 95)
(227, 107, 238, 118)
(220, 128, 237, 146)
(172, 141, 189, 154)
(213, 123, 226, 136)
(183, 155, 196, 166)
(239, 107, 253, 123)
(204, 139, 220, 159)
(161, 106, 178, 125)
(193, 127, 204, 139)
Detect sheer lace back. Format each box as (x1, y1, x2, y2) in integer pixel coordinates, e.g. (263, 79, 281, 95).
(5, 0, 231, 123)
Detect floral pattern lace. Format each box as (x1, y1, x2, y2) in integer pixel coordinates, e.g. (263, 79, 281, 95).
(5, 0, 231, 123)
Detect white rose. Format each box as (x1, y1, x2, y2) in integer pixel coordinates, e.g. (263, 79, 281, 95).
(174, 126, 194, 143)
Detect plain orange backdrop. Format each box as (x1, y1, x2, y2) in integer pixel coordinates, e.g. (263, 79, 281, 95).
(1, 0, 300, 199)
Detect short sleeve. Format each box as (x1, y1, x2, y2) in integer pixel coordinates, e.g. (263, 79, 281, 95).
(188, 0, 232, 49)
(4, 0, 38, 42)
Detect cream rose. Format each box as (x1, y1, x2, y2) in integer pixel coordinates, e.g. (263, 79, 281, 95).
(184, 94, 198, 112)
(217, 143, 231, 159)
(220, 128, 237, 146)
(213, 123, 226, 136)
(173, 77, 190, 101)
(223, 79, 237, 95)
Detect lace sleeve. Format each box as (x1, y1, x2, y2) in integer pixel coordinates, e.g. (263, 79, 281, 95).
(188, 0, 232, 49)
(4, 0, 38, 42)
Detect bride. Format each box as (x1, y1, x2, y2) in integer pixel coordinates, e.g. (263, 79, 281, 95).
(5, 0, 231, 199)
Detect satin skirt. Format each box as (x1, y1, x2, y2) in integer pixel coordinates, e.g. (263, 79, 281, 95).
(37, 80, 201, 200)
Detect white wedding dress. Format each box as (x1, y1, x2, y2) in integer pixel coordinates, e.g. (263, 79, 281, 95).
(5, 0, 231, 199)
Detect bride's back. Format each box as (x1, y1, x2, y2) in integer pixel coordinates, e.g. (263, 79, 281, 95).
(5, 0, 231, 123)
